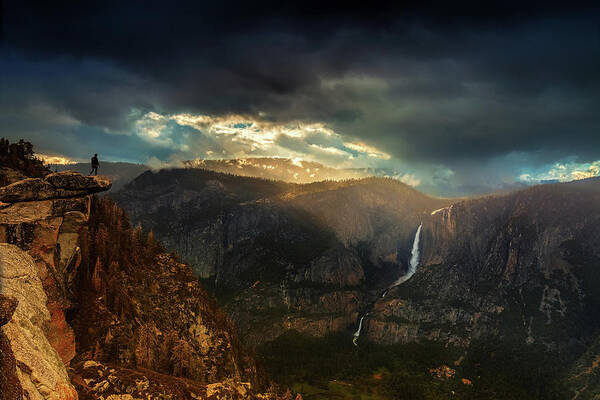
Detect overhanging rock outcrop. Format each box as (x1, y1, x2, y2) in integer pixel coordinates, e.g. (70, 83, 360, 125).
(0, 171, 111, 204)
(0, 171, 111, 399)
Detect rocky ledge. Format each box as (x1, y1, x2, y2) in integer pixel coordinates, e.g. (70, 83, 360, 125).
(0, 171, 111, 204)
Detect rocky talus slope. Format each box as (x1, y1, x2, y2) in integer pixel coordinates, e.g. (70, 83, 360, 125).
(0, 171, 284, 399)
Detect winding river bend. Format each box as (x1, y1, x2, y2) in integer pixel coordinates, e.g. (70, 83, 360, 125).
(353, 223, 423, 346)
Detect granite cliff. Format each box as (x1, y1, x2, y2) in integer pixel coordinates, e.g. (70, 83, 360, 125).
(365, 178, 600, 349)
(360, 178, 600, 399)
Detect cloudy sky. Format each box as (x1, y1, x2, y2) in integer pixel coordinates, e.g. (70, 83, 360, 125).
(1, 1, 599, 196)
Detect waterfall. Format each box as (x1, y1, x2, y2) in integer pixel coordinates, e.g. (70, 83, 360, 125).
(352, 314, 366, 346)
(353, 223, 423, 346)
(408, 223, 423, 274)
(388, 223, 423, 288)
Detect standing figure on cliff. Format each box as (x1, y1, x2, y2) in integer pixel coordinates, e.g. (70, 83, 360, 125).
(90, 153, 99, 176)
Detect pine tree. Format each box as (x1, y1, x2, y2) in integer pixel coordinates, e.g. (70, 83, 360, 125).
(108, 261, 119, 276)
(135, 323, 159, 370)
(91, 257, 104, 293)
(94, 224, 109, 264)
(171, 339, 193, 377)
(158, 330, 179, 373)
(93, 340, 103, 360)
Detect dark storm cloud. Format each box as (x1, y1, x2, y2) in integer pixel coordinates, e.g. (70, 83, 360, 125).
(1, 55, 160, 131)
(1, 0, 599, 194)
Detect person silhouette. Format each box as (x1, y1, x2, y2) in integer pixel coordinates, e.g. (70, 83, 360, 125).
(90, 154, 99, 176)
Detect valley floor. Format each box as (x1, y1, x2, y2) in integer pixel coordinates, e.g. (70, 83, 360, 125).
(257, 331, 576, 400)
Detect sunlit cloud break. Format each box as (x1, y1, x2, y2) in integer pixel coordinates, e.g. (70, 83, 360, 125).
(519, 160, 600, 183)
(132, 111, 600, 193)
(37, 154, 79, 165)
(133, 110, 392, 168)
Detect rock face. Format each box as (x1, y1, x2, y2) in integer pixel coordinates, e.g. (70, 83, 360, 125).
(0, 294, 22, 400)
(113, 169, 449, 344)
(365, 178, 600, 353)
(0, 244, 78, 400)
(288, 178, 445, 267)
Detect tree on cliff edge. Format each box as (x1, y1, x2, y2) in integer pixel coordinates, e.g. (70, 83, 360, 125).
(0, 138, 48, 185)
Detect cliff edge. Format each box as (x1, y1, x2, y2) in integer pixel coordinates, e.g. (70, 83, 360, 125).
(1, 171, 111, 399)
